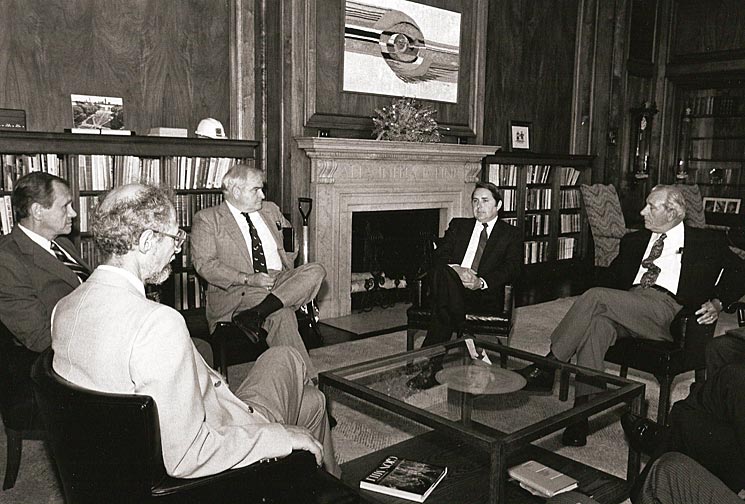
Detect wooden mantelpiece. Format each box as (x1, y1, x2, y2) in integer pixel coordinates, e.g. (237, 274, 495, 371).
(295, 138, 498, 318)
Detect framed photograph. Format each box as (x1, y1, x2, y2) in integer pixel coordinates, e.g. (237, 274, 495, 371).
(703, 197, 741, 214)
(510, 121, 531, 151)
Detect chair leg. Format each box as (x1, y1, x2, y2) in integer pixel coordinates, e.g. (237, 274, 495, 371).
(3, 428, 22, 490)
(619, 364, 629, 378)
(655, 375, 672, 426)
(406, 328, 416, 351)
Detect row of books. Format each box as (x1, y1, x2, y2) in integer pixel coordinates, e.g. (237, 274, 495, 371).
(1, 154, 66, 190)
(0, 195, 13, 235)
(526, 164, 551, 184)
(501, 189, 517, 211)
(524, 240, 549, 264)
(525, 188, 552, 210)
(559, 188, 581, 209)
(560, 213, 581, 233)
(78, 196, 101, 232)
(487, 163, 520, 186)
(688, 138, 745, 161)
(174, 193, 224, 227)
(162, 156, 235, 190)
(524, 213, 550, 237)
(686, 166, 739, 185)
(167, 271, 205, 311)
(559, 166, 581, 185)
(685, 94, 743, 117)
(557, 236, 577, 260)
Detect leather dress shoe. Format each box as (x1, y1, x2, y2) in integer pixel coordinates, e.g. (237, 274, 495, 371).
(561, 418, 588, 447)
(518, 365, 555, 393)
(231, 309, 269, 344)
(621, 412, 667, 455)
(407, 368, 439, 390)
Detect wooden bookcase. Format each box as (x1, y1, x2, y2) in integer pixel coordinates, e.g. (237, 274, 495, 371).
(482, 152, 594, 267)
(0, 131, 258, 313)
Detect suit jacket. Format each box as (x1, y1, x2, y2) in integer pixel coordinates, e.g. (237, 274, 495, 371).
(433, 218, 522, 292)
(0, 226, 90, 352)
(51, 267, 292, 478)
(191, 201, 296, 332)
(604, 226, 745, 310)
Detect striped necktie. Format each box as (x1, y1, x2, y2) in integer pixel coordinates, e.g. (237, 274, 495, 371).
(50, 241, 89, 282)
(242, 213, 268, 274)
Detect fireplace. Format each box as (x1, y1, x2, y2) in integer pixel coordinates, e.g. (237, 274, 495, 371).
(296, 138, 498, 318)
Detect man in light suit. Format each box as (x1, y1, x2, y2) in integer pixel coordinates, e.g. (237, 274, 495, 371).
(0, 172, 90, 356)
(52, 184, 340, 478)
(408, 181, 522, 389)
(191, 164, 324, 379)
(521, 185, 745, 446)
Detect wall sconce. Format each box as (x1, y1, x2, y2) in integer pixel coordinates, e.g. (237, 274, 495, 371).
(630, 101, 658, 180)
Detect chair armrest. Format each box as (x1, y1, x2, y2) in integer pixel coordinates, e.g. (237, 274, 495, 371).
(724, 301, 745, 327)
(669, 310, 716, 369)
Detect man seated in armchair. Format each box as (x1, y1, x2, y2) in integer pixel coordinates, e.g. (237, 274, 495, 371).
(408, 181, 522, 389)
(51, 184, 340, 478)
(519, 184, 745, 447)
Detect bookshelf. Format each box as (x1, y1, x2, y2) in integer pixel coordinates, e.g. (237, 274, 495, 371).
(482, 152, 594, 267)
(0, 131, 258, 313)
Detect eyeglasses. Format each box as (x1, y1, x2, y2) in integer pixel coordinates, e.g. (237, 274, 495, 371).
(151, 228, 187, 251)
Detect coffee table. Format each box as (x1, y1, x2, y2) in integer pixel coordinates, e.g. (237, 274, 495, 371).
(319, 337, 645, 503)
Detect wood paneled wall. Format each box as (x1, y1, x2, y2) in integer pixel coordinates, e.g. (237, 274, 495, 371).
(0, 0, 232, 136)
(482, 0, 580, 153)
(671, 0, 745, 58)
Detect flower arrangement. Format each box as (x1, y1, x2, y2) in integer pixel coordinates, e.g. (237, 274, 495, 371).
(372, 98, 441, 143)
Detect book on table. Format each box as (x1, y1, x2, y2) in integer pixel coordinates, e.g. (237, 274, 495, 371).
(508, 460, 578, 498)
(359, 455, 447, 502)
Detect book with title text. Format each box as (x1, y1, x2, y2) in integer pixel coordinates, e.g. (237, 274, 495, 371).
(359, 455, 447, 502)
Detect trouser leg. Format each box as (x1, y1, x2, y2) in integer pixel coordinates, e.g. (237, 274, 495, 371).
(666, 362, 745, 492)
(264, 307, 316, 380)
(573, 315, 618, 397)
(634, 452, 742, 504)
(271, 263, 325, 311)
(421, 265, 466, 348)
(234, 346, 338, 475)
(705, 334, 745, 377)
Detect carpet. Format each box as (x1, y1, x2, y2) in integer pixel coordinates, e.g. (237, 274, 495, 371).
(1, 297, 737, 503)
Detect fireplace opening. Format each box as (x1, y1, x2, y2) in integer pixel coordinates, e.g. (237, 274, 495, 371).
(351, 209, 439, 310)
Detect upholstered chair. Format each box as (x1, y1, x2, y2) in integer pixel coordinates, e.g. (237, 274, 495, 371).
(580, 184, 635, 267)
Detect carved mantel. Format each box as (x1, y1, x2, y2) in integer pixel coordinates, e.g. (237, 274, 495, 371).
(295, 137, 499, 318)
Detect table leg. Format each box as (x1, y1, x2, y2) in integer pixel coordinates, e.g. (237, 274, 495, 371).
(626, 393, 643, 486)
(459, 391, 473, 426)
(490, 445, 506, 503)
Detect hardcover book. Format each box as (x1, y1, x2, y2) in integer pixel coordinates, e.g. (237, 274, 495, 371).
(359, 456, 447, 502)
(508, 460, 578, 498)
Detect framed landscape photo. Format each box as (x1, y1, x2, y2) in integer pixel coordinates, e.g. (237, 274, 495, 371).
(510, 121, 531, 151)
(703, 197, 741, 214)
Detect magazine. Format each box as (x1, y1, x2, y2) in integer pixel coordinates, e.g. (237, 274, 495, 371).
(359, 456, 447, 502)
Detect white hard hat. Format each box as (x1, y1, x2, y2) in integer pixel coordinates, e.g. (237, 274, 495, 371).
(195, 118, 227, 139)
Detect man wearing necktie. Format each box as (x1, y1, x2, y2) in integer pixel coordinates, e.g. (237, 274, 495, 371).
(520, 185, 745, 447)
(0, 172, 91, 382)
(407, 181, 522, 389)
(191, 164, 324, 379)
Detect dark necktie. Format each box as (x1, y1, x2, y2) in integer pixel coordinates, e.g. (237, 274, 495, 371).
(50, 241, 89, 282)
(470, 223, 489, 271)
(640, 233, 667, 288)
(242, 213, 267, 274)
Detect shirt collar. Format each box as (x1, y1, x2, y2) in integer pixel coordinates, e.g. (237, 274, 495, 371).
(97, 265, 146, 297)
(18, 223, 53, 250)
(226, 200, 256, 220)
(658, 221, 684, 241)
(479, 216, 499, 233)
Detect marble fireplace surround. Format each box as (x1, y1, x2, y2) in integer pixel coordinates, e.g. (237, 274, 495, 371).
(296, 138, 498, 318)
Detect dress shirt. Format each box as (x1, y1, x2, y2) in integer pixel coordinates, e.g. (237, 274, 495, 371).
(19, 223, 84, 284)
(226, 201, 282, 271)
(461, 216, 498, 269)
(632, 221, 685, 294)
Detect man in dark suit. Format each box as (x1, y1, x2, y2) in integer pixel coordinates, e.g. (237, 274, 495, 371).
(520, 184, 745, 446)
(0, 172, 90, 355)
(408, 181, 522, 389)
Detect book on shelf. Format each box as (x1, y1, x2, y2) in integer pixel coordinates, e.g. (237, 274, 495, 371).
(359, 455, 447, 502)
(508, 460, 578, 498)
(147, 127, 187, 138)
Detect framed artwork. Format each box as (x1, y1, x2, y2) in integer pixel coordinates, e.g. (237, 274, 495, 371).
(703, 197, 741, 214)
(510, 121, 531, 151)
(303, 0, 488, 138)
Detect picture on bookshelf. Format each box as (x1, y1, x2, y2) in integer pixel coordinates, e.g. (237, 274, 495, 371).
(703, 197, 740, 214)
(71, 94, 125, 130)
(510, 121, 531, 151)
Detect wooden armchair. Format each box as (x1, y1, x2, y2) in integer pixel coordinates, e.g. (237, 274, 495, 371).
(31, 349, 357, 504)
(406, 279, 514, 351)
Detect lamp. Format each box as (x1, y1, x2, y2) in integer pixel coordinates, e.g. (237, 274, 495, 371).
(630, 102, 658, 179)
(675, 107, 692, 180)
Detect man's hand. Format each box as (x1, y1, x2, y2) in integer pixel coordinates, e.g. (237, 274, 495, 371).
(448, 265, 480, 290)
(246, 272, 277, 291)
(696, 298, 723, 325)
(283, 425, 323, 466)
